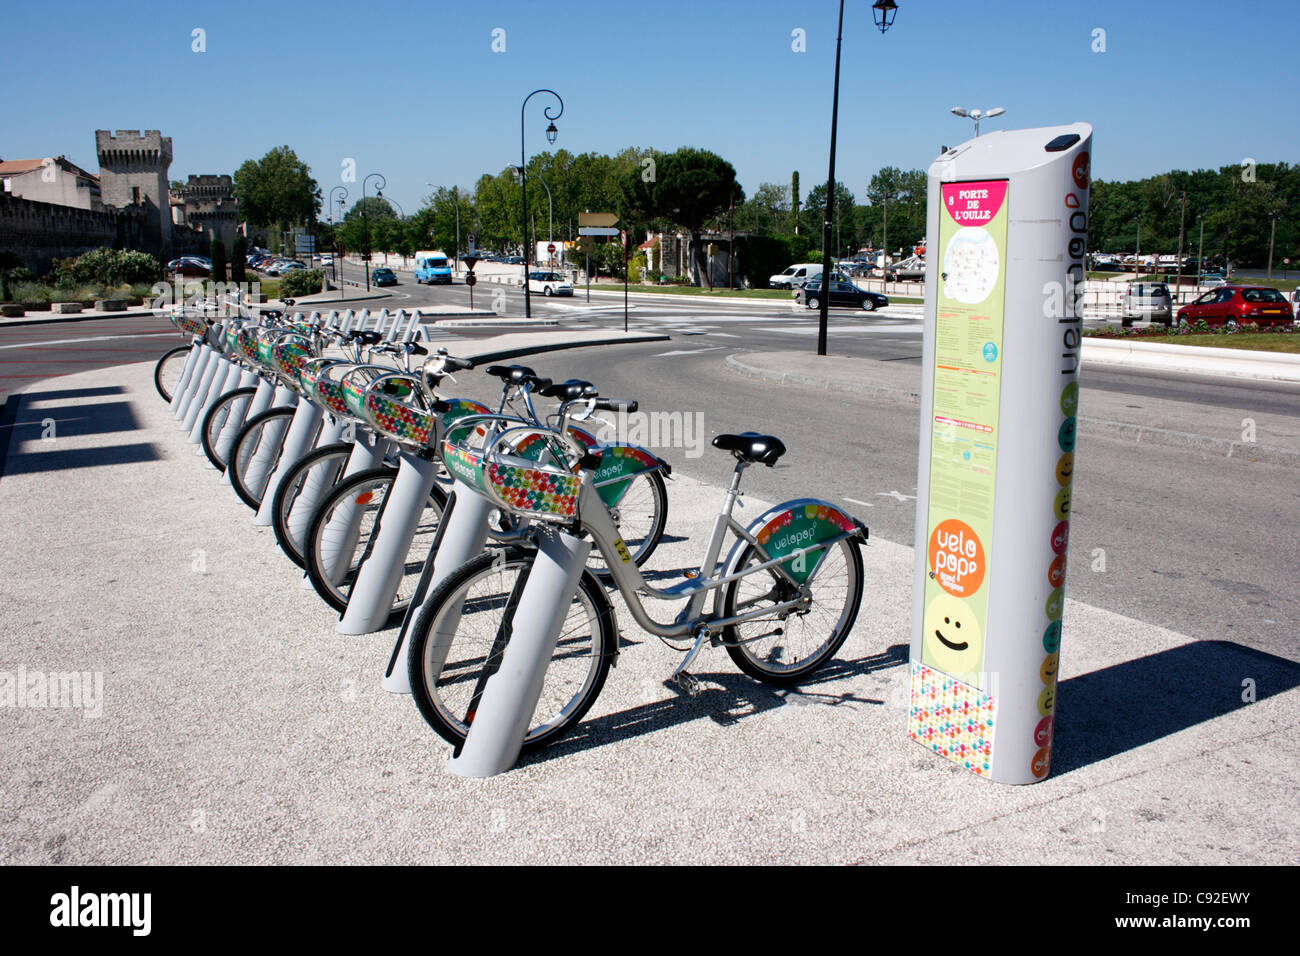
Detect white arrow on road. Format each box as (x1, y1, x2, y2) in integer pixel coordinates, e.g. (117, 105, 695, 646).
(654, 347, 724, 357)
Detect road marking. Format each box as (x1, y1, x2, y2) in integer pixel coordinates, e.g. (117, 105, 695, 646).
(843, 497, 875, 508)
(878, 490, 916, 501)
(654, 347, 724, 357)
(0, 332, 176, 351)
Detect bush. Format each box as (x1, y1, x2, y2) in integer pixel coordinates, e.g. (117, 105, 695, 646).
(73, 284, 105, 304)
(280, 269, 323, 297)
(12, 283, 53, 306)
(70, 248, 160, 286)
(7, 266, 35, 285)
(738, 235, 793, 289)
(789, 234, 812, 263)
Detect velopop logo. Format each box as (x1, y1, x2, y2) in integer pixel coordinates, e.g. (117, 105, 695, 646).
(50, 886, 151, 936)
(0, 667, 102, 718)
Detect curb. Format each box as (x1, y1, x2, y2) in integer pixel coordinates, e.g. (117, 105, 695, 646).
(1080, 337, 1300, 383)
(435, 317, 557, 327)
(465, 333, 670, 364)
(722, 353, 1300, 466)
(0, 308, 164, 328)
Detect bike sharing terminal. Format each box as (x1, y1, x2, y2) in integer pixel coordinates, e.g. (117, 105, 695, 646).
(910, 122, 1092, 784)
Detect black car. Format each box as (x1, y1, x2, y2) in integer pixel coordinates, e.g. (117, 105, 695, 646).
(796, 277, 889, 311)
(372, 267, 398, 287)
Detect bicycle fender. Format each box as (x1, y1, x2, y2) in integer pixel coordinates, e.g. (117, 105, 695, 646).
(587, 443, 670, 507)
(723, 498, 865, 585)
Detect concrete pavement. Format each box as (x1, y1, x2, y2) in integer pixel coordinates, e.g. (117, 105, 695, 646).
(1, 351, 1296, 865)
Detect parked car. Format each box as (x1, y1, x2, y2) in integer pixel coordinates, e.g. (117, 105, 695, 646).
(527, 271, 573, 296)
(279, 260, 306, 273)
(769, 262, 824, 289)
(1176, 286, 1294, 330)
(1121, 281, 1172, 327)
(371, 267, 398, 287)
(796, 277, 889, 312)
(165, 257, 210, 277)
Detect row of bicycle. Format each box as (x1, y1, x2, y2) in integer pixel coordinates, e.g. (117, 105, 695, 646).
(157, 297, 869, 771)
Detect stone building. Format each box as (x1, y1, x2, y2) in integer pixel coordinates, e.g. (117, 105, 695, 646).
(95, 129, 173, 261)
(173, 174, 239, 249)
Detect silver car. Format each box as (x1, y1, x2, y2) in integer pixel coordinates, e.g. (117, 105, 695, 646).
(1121, 281, 1172, 327)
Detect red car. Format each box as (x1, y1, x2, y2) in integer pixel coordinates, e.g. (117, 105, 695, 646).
(1176, 286, 1294, 330)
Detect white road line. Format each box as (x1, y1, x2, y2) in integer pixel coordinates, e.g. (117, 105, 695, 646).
(843, 497, 875, 507)
(654, 347, 724, 356)
(0, 332, 177, 351)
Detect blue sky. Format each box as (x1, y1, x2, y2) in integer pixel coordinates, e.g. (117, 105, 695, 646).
(3, 0, 1297, 214)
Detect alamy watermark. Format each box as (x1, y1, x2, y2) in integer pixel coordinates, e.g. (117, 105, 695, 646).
(0, 667, 103, 718)
(595, 407, 706, 458)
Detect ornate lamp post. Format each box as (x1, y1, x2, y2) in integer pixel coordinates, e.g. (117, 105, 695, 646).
(519, 89, 562, 318)
(361, 172, 386, 292)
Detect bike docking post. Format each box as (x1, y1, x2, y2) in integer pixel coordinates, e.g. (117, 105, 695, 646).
(179, 326, 226, 434)
(239, 386, 297, 503)
(314, 431, 390, 589)
(168, 337, 203, 415)
(253, 400, 323, 527)
(447, 524, 592, 778)
(336, 448, 439, 634)
(190, 337, 242, 448)
(909, 122, 1092, 785)
(175, 331, 216, 423)
(218, 377, 276, 487)
(383, 480, 496, 694)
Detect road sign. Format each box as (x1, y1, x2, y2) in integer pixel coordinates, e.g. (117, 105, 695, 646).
(295, 235, 316, 255)
(465, 273, 477, 286)
(574, 237, 595, 254)
(468, 233, 477, 253)
(547, 243, 556, 254)
(621, 230, 627, 244)
(578, 227, 620, 237)
(578, 212, 618, 228)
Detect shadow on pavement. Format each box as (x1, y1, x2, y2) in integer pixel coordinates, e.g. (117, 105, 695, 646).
(520, 643, 908, 767)
(1052, 639, 1300, 775)
(18, 386, 126, 405)
(0, 389, 159, 478)
(2, 442, 160, 475)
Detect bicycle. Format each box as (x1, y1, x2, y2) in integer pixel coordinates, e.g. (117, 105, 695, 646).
(406, 418, 867, 751)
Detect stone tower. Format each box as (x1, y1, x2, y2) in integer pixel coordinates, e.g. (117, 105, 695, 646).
(95, 129, 173, 261)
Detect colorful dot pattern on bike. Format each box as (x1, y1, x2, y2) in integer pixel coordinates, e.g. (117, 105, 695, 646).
(486, 462, 580, 518)
(364, 391, 436, 445)
(756, 504, 856, 545)
(174, 314, 207, 338)
(907, 662, 996, 777)
(273, 339, 315, 393)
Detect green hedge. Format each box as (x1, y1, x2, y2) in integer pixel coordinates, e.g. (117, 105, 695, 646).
(68, 248, 160, 286)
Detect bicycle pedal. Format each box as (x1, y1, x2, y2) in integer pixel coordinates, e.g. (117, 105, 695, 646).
(670, 671, 702, 698)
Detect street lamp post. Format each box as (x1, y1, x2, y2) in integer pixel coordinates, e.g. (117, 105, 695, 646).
(519, 89, 563, 319)
(361, 172, 386, 292)
(329, 186, 348, 286)
(950, 105, 1006, 137)
(818, 0, 897, 357)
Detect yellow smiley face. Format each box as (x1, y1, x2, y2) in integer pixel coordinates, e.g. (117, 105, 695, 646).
(922, 592, 984, 681)
(1056, 452, 1074, 486)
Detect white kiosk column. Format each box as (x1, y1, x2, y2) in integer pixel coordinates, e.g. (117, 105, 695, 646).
(909, 122, 1091, 785)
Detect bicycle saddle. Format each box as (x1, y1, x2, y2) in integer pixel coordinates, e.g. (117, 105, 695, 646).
(349, 330, 382, 346)
(713, 432, 786, 467)
(538, 379, 598, 401)
(485, 364, 536, 383)
(259, 309, 283, 320)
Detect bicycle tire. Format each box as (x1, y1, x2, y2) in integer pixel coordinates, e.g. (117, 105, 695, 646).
(406, 546, 616, 751)
(588, 469, 668, 580)
(154, 345, 192, 402)
(270, 441, 353, 568)
(227, 406, 298, 510)
(303, 466, 448, 623)
(720, 536, 864, 685)
(200, 386, 257, 470)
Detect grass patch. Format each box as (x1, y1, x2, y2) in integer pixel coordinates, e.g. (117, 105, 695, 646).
(1137, 333, 1300, 353)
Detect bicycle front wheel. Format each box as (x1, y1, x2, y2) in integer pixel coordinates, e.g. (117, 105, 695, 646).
(227, 406, 297, 510)
(271, 441, 353, 568)
(587, 469, 669, 579)
(303, 466, 447, 622)
(720, 537, 863, 685)
(407, 546, 616, 751)
(154, 345, 192, 402)
(200, 386, 257, 470)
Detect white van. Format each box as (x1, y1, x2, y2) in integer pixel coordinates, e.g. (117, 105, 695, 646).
(768, 263, 824, 289)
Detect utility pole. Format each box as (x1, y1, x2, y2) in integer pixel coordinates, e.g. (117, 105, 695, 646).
(1197, 218, 1204, 287)
(1175, 192, 1186, 303)
(1267, 212, 1278, 280)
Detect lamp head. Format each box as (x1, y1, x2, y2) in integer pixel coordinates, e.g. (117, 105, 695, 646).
(951, 107, 970, 118)
(545, 122, 558, 145)
(871, 0, 898, 33)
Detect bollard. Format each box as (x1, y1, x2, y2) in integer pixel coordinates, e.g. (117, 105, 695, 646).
(447, 525, 591, 778)
(168, 343, 202, 415)
(337, 451, 440, 635)
(238, 386, 297, 502)
(253, 402, 324, 526)
(219, 378, 274, 485)
(383, 484, 494, 694)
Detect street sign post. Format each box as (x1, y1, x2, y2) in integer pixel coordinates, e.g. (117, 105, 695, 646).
(910, 122, 1093, 785)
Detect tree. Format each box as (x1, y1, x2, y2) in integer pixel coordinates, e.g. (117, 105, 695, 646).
(231, 234, 247, 283)
(211, 238, 227, 282)
(791, 171, 801, 235)
(804, 180, 857, 251)
(233, 146, 322, 249)
(865, 167, 926, 257)
(648, 148, 743, 284)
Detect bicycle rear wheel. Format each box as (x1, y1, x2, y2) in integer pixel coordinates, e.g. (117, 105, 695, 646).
(200, 386, 257, 470)
(406, 546, 615, 751)
(720, 537, 863, 684)
(303, 466, 448, 624)
(228, 406, 297, 510)
(154, 345, 192, 402)
(271, 441, 353, 568)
